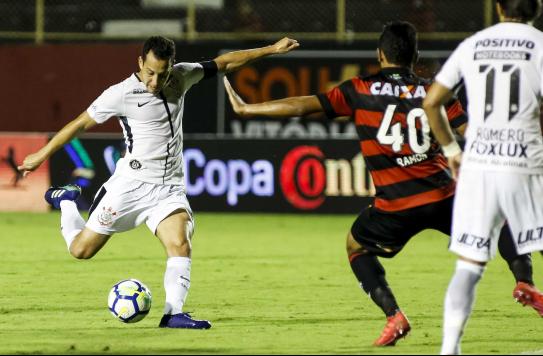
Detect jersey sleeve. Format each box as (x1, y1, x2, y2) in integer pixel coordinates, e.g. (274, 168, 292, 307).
(316, 80, 354, 119)
(173, 61, 218, 91)
(86, 84, 124, 124)
(444, 98, 467, 129)
(435, 41, 467, 91)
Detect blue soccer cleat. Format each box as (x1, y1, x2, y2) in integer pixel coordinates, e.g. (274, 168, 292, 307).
(44, 184, 82, 209)
(159, 313, 212, 329)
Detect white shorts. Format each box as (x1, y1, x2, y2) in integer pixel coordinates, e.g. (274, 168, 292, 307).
(450, 169, 543, 262)
(86, 174, 193, 236)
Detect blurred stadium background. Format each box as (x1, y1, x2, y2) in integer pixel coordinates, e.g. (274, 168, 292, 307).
(0, 0, 500, 42)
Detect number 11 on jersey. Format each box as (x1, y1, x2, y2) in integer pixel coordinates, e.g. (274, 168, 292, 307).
(479, 63, 520, 121)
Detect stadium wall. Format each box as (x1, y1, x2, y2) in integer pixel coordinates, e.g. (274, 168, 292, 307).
(0, 42, 455, 135)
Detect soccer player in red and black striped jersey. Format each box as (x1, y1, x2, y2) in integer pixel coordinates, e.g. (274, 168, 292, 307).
(224, 21, 539, 347)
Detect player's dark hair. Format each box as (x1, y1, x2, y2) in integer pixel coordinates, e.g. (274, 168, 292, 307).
(378, 21, 418, 67)
(496, 0, 542, 22)
(142, 36, 176, 63)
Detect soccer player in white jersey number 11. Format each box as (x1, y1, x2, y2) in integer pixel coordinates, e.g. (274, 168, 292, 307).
(17, 35, 299, 329)
(424, 0, 543, 354)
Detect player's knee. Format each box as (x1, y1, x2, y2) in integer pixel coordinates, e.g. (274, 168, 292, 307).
(346, 232, 362, 255)
(166, 237, 192, 255)
(69, 244, 96, 260)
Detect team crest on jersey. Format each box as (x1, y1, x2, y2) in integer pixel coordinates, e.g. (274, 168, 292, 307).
(97, 206, 117, 227)
(130, 159, 142, 170)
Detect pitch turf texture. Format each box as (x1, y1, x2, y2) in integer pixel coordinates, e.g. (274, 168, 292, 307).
(2, 212, 542, 355)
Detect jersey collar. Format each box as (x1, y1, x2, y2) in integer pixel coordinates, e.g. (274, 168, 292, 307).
(380, 67, 414, 76)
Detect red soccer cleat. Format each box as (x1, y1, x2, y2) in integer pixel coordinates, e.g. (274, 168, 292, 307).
(373, 310, 411, 346)
(513, 282, 543, 317)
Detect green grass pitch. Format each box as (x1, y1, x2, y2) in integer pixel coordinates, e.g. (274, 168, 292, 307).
(1, 212, 542, 354)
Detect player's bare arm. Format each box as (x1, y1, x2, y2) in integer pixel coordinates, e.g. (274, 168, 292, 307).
(423, 82, 462, 178)
(223, 76, 323, 118)
(17, 111, 96, 176)
(214, 37, 299, 73)
(454, 123, 467, 137)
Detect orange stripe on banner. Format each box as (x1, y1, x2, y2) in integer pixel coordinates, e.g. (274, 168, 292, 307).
(374, 182, 456, 212)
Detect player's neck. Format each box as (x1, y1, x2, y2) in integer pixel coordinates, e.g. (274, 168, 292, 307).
(500, 17, 527, 24)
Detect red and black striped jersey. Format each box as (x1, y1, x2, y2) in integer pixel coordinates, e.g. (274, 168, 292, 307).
(317, 67, 467, 212)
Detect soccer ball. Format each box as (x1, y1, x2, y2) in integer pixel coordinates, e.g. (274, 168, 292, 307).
(108, 279, 152, 323)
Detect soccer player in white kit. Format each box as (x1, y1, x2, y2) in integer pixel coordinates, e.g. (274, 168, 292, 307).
(17, 35, 299, 329)
(424, 0, 543, 353)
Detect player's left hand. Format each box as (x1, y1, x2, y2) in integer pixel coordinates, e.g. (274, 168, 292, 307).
(223, 77, 248, 116)
(271, 37, 299, 54)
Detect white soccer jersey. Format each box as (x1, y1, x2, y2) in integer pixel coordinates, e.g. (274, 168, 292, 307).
(436, 22, 543, 173)
(87, 62, 216, 186)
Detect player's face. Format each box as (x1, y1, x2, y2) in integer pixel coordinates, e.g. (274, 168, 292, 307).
(138, 51, 172, 94)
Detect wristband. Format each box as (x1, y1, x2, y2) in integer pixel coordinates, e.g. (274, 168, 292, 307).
(441, 141, 462, 157)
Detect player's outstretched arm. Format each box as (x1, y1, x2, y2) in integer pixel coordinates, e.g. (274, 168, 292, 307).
(17, 111, 96, 176)
(214, 37, 299, 73)
(423, 82, 462, 178)
(224, 77, 323, 118)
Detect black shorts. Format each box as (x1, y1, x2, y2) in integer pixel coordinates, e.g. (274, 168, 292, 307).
(351, 196, 454, 258)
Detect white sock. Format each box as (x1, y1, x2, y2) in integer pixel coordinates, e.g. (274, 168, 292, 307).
(441, 260, 485, 355)
(163, 256, 191, 315)
(59, 200, 85, 250)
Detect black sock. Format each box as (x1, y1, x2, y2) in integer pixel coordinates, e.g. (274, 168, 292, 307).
(498, 226, 534, 285)
(349, 253, 399, 317)
(508, 255, 534, 285)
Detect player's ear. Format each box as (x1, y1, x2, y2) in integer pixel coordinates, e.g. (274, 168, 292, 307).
(496, 2, 505, 20)
(138, 56, 144, 70)
(377, 48, 383, 63)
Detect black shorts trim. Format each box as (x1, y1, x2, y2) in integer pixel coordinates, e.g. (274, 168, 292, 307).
(88, 186, 107, 217)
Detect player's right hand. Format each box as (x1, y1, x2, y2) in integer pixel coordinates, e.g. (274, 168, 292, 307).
(223, 77, 248, 117)
(17, 152, 46, 177)
(271, 37, 299, 54)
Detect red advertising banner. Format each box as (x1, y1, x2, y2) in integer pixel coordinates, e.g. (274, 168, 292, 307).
(0, 133, 50, 212)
